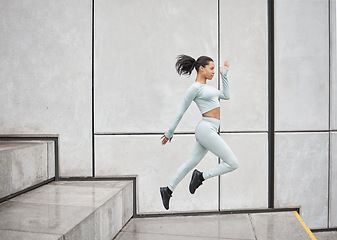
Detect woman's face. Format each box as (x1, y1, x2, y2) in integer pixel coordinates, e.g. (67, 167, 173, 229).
(202, 61, 215, 80)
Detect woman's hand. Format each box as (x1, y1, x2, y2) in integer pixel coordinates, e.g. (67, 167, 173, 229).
(219, 60, 230, 73)
(161, 135, 172, 145)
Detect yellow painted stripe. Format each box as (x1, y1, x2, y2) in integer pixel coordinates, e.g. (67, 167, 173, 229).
(293, 211, 317, 240)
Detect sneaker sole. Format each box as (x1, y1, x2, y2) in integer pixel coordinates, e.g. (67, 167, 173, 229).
(189, 171, 199, 194)
(160, 188, 169, 210)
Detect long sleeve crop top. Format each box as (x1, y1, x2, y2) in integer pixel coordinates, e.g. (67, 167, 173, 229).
(164, 69, 230, 139)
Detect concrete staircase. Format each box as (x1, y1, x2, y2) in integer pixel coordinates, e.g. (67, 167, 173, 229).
(0, 181, 133, 240)
(0, 141, 134, 240)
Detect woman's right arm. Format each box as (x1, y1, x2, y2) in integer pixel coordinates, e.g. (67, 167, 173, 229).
(218, 60, 230, 100)
(161, 84, 199, 145)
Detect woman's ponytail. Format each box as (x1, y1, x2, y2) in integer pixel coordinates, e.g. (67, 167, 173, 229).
(175, 54, 214, 76)
(175, 55, 195, 76)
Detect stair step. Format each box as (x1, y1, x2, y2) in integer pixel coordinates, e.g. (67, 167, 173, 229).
(0, 180, 133, 240)
(0, 141, 55, 200)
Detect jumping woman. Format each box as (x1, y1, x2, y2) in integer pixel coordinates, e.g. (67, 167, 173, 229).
(160, 55, 238, 210)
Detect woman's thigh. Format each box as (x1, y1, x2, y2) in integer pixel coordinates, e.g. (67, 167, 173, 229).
(196, 125, 236, 164)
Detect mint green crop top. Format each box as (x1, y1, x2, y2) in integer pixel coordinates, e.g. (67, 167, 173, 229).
(164, 69, 229, 139)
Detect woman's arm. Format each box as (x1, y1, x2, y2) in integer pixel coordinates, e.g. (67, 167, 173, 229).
(161, 84, 199, 145)
(219, 60, 230, 100)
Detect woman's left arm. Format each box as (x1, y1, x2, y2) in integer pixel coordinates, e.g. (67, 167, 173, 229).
(219, 60, 230, 100)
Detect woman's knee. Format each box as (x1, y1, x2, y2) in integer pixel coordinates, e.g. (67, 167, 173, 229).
(226, 155, 238, 171)
(231, 157, 239, 170)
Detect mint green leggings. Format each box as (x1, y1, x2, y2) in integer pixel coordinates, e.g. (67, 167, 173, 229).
(168, 117, 238, 191)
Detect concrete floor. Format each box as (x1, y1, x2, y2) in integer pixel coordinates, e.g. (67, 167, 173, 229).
(114, 211, 317, 240)
(314, 231, 337, 240)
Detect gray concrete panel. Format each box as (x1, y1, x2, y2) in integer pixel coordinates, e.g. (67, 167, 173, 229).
(95, 0, 218, 134)
(314, 231, 337, 240)
(120, 215, 255, 240)
(115, 232, 223, 240)
(47, 141, 55, 179)
(220, 0, 268, 131)
(0, 149, 11, 199)
(275, 0, 329, 131)
(250, 212, 310, 240)
(330, 132, 337, 227)
(331, 0, 337, 130)
(50, 180, 132, 189)
(0, 142, 49, 199)
(122, 182, 134, 225)
(11, 182, 122, 207)
(275, 133, 329, 229)
(11, 143, 47, 194)
(0, 0, 92, 176)
(0, 201, 95, 235)
(0, 230, 63, 240)
(220, 133, 268, 210)
(94, 191, 123, 240)
(64, 212, 96, 240)
(95, 135, 218, 213)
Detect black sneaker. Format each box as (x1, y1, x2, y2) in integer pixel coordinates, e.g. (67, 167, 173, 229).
(160, 187, 172, 210)
(189, 169, 204, 194)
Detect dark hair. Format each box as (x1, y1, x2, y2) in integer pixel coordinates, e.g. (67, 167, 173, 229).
(175, 55, 213, 76)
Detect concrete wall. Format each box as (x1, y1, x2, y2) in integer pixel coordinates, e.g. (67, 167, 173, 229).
(0, 0, 92, 177)
(0, 0, 335, 229)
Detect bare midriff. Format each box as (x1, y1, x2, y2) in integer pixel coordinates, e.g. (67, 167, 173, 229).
(202, 107, 220, 120)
